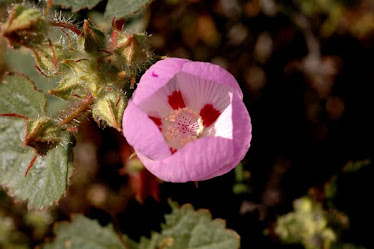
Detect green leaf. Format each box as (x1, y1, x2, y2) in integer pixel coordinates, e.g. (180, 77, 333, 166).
(105, 0, 154, 19)
(0, 73, 74, 209)
(53, 0, 102, 13)
(132, 202, 240, 249)
(43, 215, 127, 249)
(0, 72, 46, 117)
(0, 118, 74, 209)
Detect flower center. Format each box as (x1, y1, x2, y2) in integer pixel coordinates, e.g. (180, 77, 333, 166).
(162, 107, 204, 150)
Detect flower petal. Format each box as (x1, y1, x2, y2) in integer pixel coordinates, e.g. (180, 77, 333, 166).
(122, 101, 171, 160)
(132, 58, 189, 105)
(175, 72, 232, 114)
(136, 75, 183, 118)
(138, 71, 233, 122)
(137, 136, 234, 182)
(181, 61, 243, 99)
(200, 92, 252, 180)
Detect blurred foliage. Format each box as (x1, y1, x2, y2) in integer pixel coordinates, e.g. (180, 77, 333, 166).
(0, 189, 53, 249)
(275, 197, 337, 249)
(43, 215, 127, 249)
(232, 163, 251, 195)
(129, 201, 240, 249)
(275, 159, 371, 249)
(43, 202, 240, 249)
(274, 196, 366, 249)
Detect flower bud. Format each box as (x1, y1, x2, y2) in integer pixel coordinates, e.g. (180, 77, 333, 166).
(92, 88, 127, 131)
(83, 20, 106, 54)
(2, 5, 48, 49)
(112, 32, 152, 70)
(24, 117, 63, 156)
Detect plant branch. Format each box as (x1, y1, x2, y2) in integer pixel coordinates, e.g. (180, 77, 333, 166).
(59, 95, 93, 127)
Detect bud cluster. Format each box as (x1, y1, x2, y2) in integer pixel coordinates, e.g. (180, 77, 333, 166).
(2, 4, 154, 132)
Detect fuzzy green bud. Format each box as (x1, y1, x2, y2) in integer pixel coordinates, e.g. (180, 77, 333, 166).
(2, 5, 48, 49)
(92, 88, 126, 131)
(24, 117, 63, 156)
(112, 32, 152, 69)
(83, 20, 106, 54)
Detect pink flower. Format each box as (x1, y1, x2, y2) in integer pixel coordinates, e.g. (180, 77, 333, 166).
(122, 58, 252, 182)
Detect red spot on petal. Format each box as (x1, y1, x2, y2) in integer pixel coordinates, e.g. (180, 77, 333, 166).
(168, 91, 185, 110)
(152, 71, 158, 77)
(170, 147, 177, 154)
(199, 104, 221, 127)
(149, 116, 162, 131)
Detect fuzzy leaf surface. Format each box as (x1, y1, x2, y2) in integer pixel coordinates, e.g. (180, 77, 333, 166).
(105, 0, 154, 19)
(0, 73, 74, 209)
(43, 215, 127, 249)
(53, 0, 102, 12)
(0, 72, 45, 117)
(132, 202, 240, 249)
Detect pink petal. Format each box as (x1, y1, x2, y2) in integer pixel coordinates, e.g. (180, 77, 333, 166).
(132, 58, 189, 106)
(136, 74, 183, 118)
(200, 92, 252, 180)
(136, 136, 234, 182)
(175, 72, 232, 114)
(122, 101, 171, 160)
(181, 61, 243, 99)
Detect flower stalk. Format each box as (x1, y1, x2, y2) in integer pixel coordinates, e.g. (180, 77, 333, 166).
(59, 95, 93, 127)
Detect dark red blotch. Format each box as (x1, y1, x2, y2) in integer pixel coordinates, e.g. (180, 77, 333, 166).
(199, 104, 221, 127)
(170, 147, 177, 154)
(168, 91, 185, 110)
(149, 116, 162, 131)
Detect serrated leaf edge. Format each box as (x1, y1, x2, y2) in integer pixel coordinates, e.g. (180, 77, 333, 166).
(2, 71, 47, 115)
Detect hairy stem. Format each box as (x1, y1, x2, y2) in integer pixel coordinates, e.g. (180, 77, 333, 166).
(49, 20, 82, 36)
(59, 95, 93, 127)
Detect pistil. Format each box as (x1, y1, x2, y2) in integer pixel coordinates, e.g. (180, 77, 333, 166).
(162, 107, 204, 150)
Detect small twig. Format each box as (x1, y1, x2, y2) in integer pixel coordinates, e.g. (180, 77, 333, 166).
(194, 181, 199, 188)
(45, 0, 53, 16)
(59, 95, 93, 126)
